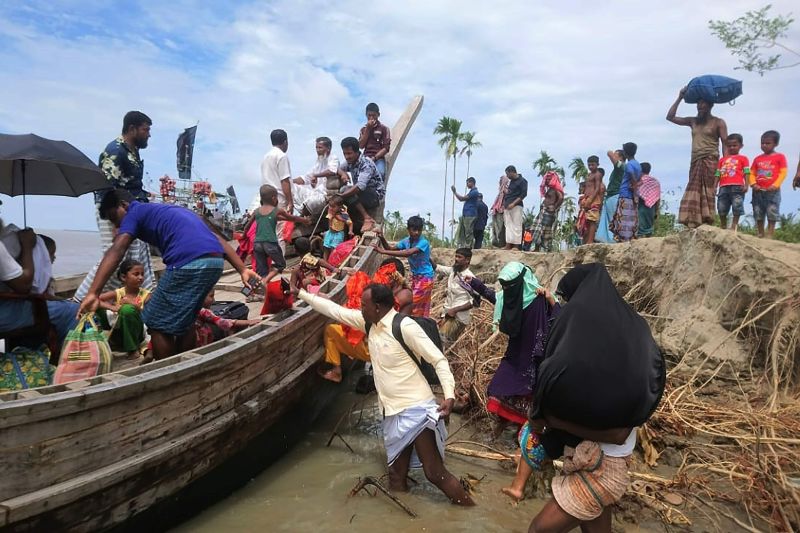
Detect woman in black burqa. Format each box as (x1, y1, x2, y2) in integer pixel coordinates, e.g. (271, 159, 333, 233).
(526, 263, 665, 533)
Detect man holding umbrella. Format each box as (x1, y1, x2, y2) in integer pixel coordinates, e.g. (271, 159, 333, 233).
(75, 111, 156, 301)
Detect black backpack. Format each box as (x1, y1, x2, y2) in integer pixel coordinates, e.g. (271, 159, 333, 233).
(210, 301, 249, 321)
(367, 313, 442, 385)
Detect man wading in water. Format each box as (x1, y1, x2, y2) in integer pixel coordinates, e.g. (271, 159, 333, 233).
(297, 284, 475, 506)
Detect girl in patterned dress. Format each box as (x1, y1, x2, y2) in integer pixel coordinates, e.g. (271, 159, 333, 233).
(323, 196, 353, 260)
(98, 259, 150, 359)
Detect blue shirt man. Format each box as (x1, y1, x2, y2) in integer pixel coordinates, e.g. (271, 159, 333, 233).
(619, 159, 643, 199)
(452, 177, 482, 248)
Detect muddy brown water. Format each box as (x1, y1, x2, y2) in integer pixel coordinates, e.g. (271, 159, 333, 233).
(171, 385, 666, 532)
(172, 387, 545, 532)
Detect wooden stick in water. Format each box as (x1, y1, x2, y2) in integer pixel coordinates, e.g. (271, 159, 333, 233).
(445, 445, 676, 485)
(349, 476, 418, 518)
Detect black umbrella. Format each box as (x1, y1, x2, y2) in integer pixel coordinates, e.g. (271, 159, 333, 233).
(0, 133, 108, 225)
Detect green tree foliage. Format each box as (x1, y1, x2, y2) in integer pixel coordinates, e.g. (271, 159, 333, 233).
(774, 213, 800, 243)
(709, 4, 799, 75)
(653, 201, 679, 237)
(459, 131, 482, 182)
(434, 116, 463, 240)
(553, 196, 580, 250)
(738, 212, 800, 243)
(532, 151, 564, 177)
(568, 157, 588, 184)
(433, 116, 463, 240)
(384, 210, 452, 248)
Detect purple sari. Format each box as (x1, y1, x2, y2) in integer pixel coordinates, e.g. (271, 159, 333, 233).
(487, 297, 560, 421)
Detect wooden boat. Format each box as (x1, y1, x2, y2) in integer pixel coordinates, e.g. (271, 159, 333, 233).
(0, 96, 424, 532)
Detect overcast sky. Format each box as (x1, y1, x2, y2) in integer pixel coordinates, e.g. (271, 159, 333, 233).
(1, 0, 798, 233)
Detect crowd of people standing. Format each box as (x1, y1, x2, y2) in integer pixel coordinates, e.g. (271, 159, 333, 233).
(2, 90, 798, 533)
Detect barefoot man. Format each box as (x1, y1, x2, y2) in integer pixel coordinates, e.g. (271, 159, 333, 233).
(336, 136, 384, 233)
(297, 283, 475, 506)
(579, 156, 605, 244)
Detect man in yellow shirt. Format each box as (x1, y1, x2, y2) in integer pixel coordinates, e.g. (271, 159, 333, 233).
(298, 284, 474, 506)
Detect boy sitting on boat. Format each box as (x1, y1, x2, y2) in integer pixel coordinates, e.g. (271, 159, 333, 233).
(77, 189, 260, 361)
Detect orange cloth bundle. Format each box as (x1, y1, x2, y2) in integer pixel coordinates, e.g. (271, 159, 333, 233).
(342, 271, 370, 345)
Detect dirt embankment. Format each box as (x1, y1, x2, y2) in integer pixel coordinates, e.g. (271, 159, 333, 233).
(433, 226, 800, 379)
(432, 227, 800, 531)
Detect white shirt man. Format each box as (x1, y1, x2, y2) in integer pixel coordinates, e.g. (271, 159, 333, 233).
(297, 284, 474, 506)
(436, 263, 476, 326)
(259, 129, 293, 252)
(292, 137, 340, 215)
(261, 147, 292, 207)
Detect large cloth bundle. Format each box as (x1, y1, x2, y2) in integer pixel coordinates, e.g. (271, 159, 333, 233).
(684, 75, 742, 104)
(54, 315, 113, 385)
(0, 345, 54, 392)
(533, 264, 665, 429)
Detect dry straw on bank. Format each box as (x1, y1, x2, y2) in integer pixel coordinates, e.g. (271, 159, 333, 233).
(433, 262, 800, 532)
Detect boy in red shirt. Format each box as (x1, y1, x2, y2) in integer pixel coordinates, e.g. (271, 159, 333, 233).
(716, 133, 749, 232)
(750, 130, 788, 239)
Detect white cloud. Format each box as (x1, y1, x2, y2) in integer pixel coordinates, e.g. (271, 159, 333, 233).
(0, 0, 798, 237)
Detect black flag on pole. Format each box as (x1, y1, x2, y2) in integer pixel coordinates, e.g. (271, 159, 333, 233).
(226, 185, 241, 214)
(176, 125, 197, 180)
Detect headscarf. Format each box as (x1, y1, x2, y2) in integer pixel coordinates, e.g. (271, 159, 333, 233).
(539, 170, 565, 197)
(532, 263, 666, 429)
(493, 262, 541, 337)
(554, 263, 595, 302)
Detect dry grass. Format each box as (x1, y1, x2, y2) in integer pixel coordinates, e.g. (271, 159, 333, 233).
(435, 273, 800, 531)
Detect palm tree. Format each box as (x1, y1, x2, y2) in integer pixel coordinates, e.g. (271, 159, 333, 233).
(459, 131, 482, 182)
(568, 157, 588, 184)
(532, 150, 558, 177)
(433, 116, 462, 240)
(448, 119, 463, 240)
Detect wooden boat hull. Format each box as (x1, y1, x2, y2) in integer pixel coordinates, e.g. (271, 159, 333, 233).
(0, 95, 424, 532)
(0, 243, 377, 532)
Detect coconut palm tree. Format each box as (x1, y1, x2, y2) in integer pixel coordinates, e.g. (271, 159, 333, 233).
(568, 157, 588, 184)
(447, 119, 463, 239)
(434, 117, 453, 240)
(459, 131, 482, 182)
(433, 116, 462, 240)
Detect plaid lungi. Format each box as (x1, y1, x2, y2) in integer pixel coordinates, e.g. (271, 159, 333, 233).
(142, 256, 223, 336)
(678, 156, 717, 227)
(552, 441, 631, 521)
(531, 210, 556, 249)
(610, 197, 638, 242)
